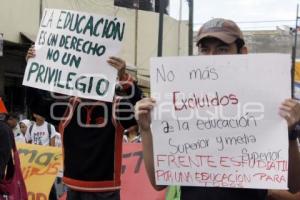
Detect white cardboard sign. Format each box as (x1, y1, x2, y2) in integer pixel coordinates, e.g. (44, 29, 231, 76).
(150, 54, 291, 189)
(23, 9, 126, 102)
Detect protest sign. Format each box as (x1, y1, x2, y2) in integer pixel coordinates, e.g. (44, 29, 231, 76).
(23, 8, 126, 102)
(17, 143, 63, 200)
(150, 54, 291, 189)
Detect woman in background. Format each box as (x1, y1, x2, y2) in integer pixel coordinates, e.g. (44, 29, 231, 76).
(19, 119, 32, 143)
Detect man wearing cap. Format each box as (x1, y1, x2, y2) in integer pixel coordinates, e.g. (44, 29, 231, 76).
(135, 18, 300, 200)
(196, 18, 247, 55)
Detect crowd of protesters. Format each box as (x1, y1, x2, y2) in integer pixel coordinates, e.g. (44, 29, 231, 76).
(1, 16, 300, 200)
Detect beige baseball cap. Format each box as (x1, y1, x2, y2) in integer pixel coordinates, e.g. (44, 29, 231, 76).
(196, 18, 244, 46)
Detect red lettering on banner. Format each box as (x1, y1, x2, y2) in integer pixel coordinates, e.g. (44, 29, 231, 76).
(168, 154, 180, 168)
(121, 150, 143, 174)
(172, 91, 239, 111)
(156, 154, 166, 167)
(194, 172, 251, 188)
(156, 154, 220, 168)
(156, 170, 193, 183)
(155, 154, 288, 172)
(219, 156, 230, 167)
(253, 173, 287, 183)
(178, 155, 190, 167)
(207, 156, 217, 168)
(27, 191, 47, 200)
(22, 162, 60, 180)
(155, 169, 252, 187)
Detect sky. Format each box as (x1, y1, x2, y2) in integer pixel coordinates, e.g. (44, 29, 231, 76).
(169, 0, 300, 31)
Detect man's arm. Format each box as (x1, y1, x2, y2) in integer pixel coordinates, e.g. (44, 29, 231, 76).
(268, 190, 300, 200)
(50, 137, 56, 146)
(140, 126, 166, 190)
(108, 56, 143, 106)
(288, 139, 300, 192)
(135, 98, 166, 191)
(24, 128, 32, 143)
(279, 99, 300, 191)
(108, 56, 143, 129)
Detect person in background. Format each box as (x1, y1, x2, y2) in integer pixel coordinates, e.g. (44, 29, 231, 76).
(6, 112, 25, 143)
(25, 112, 56, 146)
(123, 125, 141, 143)
(19, 119, 32, 143)
(25, 111, 57, 200)
(54, 131, 62, 147)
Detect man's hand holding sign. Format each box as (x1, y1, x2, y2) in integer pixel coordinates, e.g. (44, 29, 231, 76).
(23, 8, 127, 102)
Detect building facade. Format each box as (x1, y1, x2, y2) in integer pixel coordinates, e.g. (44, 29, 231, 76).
(0, 0, 188, 114)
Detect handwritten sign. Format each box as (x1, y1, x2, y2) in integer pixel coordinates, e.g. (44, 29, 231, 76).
(23, 9, 126, 102)
(150, 54, 291, 189)
(17, 143, 62, 200)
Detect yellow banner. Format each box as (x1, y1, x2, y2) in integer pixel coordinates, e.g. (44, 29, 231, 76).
(295, 61, 300, 82)
(17, 143, 63, 200)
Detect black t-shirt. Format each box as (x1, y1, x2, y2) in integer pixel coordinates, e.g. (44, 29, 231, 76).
(62, 100, 136, 182)
(26, 81, 142, 189)
(181, 186, 267, 200)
